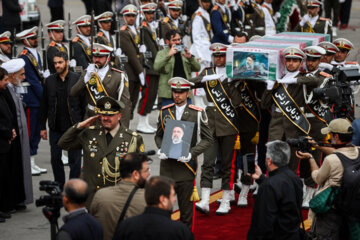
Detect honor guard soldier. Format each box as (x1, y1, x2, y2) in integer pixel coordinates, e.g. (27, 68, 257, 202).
(71, 15, 92, 71)
(331, 38, 355, 67)
(136, 3, 160, 134)
(294, 1, 332, 38)
(58, 96, 145, 208)
(159, 0, 183, 41)
(262, 0, 276, 36)
(318, 41, 339, 64)
(261, 47, 323, 174)
(120, 4, 146, 121)
(155, 77, 214, 229)
(71, 43, 131, 128)
(17, 26, 48, 175)
(191, 43, 242, 215)
(0, 31, 12, 64)
(244, 0, 266, 37)
(95, 11, 115, 47)
(45, 20, 68, 74)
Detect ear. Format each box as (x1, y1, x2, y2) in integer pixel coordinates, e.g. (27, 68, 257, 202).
(132, 170, 140, 181)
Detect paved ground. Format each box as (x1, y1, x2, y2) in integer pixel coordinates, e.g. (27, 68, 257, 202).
(0, 0, 360, 239)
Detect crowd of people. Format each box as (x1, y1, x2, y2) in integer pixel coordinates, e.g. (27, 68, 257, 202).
(0, 0, 359, 239)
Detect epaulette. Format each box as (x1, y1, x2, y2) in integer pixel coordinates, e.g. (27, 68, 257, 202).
(162, 17, 169, 23)
(121, 25, 127, 31)
(189, 104, 203, 111)
(49, 41, 56, 47)
(196, 11, 201, 16)
(97, 32, 104, 37)
(111, 68, 124, 73)
(319, 71, 332, 78)
(20, 49, 28, 55)
(142, 21, 148, 27)
(345, 61, 358, 65)
(319, 17, 330, 21)
(212, 5, 219, 11)
(161, 103, 175, 109)
(72, 36, 79, 42)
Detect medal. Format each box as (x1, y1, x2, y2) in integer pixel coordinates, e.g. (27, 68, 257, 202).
(90, 152, 95, 158)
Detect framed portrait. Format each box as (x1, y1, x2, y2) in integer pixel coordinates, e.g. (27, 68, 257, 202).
(161, 119, 195, 160)
(232, 51, 269, 80)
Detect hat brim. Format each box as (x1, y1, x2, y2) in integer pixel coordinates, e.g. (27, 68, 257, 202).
(321, 127, 330, 135)
(172, 88, 189, 93)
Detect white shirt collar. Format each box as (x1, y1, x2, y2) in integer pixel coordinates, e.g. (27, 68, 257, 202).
(308, 14, 319, 27)
(128, 25, 137, 35)
(215, 66, 226, 75)
(216, 3, 226, 12)
(176, 104, 187, 120)
(168, 15, 179, 28)
(77, 34, 90, 46)
(331, 60, 345, 66)
(97, 65, 110, 81)
(0, 53, 10, 63)
(100, 29, 111, 42)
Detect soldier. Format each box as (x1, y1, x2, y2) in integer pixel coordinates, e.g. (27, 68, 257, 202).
(120, 5, 146, 121)
(70, 43, 131, 128)
(331, 38, 355, 67)
(155, 77, 214, 229)
(0, 31, 12, 64)
(318, 41, 339, 64)
(95, 11, 115, 47)
(136, 3, 160, 134)
(262, 0, 276, 36)
(159, 0, 183, 41)
(244, 0, 266, 37)
(17, 27, 47, 176)
(294, 1, 332, 38)
(58, 96, 145, 208)
(71, 15, 92, 71)
(45, 20, 68, 74)
(192, 43, 241, 215)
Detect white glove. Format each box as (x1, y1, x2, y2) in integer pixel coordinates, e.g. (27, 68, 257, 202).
(300, 14, 310, 27)
(139, 45, 147, 54)
(278, 77, 297, 84)
(69, 59, 77, 68)
(201, 73, 225, 83)
(266, 80, 275, 90)
(319, 62, 334, 71)
(159, 39, 165, 46)
(274, 12, 281, 23)
(181, 15, 188, 22)
(157, 149, 168, 160)
(178, 153, 192, 163)
(139, 72, 145, 86)
(115, 48, 122, 57)
(43, 69, 50, 78)
(84, 64, 96, 84)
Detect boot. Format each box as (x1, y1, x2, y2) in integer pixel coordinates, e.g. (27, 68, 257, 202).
(195, 188, 210, 214)
(234, 169, 243, 194)
(136, 115, 156, 134)
(333, 27, 337, 37)
(31, 157, 41, 176)
(31, 156, 47, 174)
(145, 114, 157, 132)
(302, 187, 317, 209)
(216, 189, 236, 205)
(61, 150, 69, 166)
(216, 190, 231, 215)
(237, 184, 250, 207)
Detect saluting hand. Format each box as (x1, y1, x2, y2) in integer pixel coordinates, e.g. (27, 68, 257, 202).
(77, 115, 100, 129)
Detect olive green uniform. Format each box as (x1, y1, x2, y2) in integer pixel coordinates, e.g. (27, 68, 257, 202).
(294, 17, 333, 40)
(245, 2, 266, 37)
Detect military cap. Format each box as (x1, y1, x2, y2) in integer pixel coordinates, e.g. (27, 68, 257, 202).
(307, 0, 322, 7)
(318, 41, 339, 54)
(92, 43, 113, 56)
(0, 31, 12, 43)
(16, 27, 38, 40)
(321, 118, 353, 135)
(141, 3, 157, 12)
(2, 58, 26, 73)
(333, 38, 353, 51)
(303, 46, 326, 58)
(282, 46, 306, 59)
(95, 11, 113, 22)
(166, 0, 183, 9)
(168, 77, 194, 92)
(96, 96, 124, 115)
(210, 43, 228, 56)
(121, 4, 138, 16)
(46, 20, 66, 30)
(72, 15, 91, 26)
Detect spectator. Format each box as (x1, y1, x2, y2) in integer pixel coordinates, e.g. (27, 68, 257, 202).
(90, 153, 150, 240)
(47, 0, 64, 22)
(1, 0, 21, 38)
(56, 179, 103, 240)
(113, 176, 194, 240)
(247, 140, 303, 240)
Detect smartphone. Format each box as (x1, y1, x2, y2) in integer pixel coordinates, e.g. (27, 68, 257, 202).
(243, 153, 255, 175)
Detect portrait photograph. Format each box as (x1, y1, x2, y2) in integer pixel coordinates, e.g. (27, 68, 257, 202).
(232, 51, 269, 80)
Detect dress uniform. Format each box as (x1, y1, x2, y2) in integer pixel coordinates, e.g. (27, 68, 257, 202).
(159, 0, 184, 40)
(210, 1, 233, 44)
(58, 96, 145, 208)
(17, 26, 47, 175)
(262, 0, 276, 36)
(71, 15, 92, 71)
(192, 43, 242, 215)
(95, 11, 115, 48)
(45, 20, 68, 74)
(244, 0, 266, 38)
(331, 38, 355, 67)
(119, 5, 145, 121)
(318, 41, 339, 65)
(155, 77, 214, 229)
(0, 31, 12, 64)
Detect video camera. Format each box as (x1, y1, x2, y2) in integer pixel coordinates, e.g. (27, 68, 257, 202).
(286, 136, 314, 153)
(312, 66, 360, 121)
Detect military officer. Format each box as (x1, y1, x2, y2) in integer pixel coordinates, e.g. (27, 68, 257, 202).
(58, 96, 145, 208)
(17, 26, 48, 175)
(45, 20, 68, 74)
(0, 31, 12, 64)
(192, 43, 241, 215)
(95, 11, 115, 47)
(294, 1, 332, 38)
(159, 0, 183, 41)
(71, 15, 92, 71)
(70, 43, 131, 128)
(331, 38, 355, 67)
(318, 41, 339, 64)
(244, 0, 266, 37)
(120, 5, 146, 121)
(155, 77, 213, 229)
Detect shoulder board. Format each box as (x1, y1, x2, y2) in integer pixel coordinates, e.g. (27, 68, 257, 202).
(97, 32, 104, 37)
(212, 5, 219, 11)
(345, 61, 358, 65)
(111, 68, 124, 73)
(188, 104, 203, 111)
(196, 11, 201, 16)
(142, 21, 148, 27)
(319, 17, 330, 21)
(319, 71, 332, 78)
(49, 41, 56, 47)
(163, 17, 169, 23)
(121, 25, 127, 31)
(72, 36, 79, 42)
(161, 103, 175, 109)
(20, 49, 28, 55)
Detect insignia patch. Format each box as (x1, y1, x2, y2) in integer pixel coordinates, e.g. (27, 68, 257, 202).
(139, 144, 145, 152)
(90, 152, 95, 158)
(209, 80, 218, 88)
(104, 101, 111, 109)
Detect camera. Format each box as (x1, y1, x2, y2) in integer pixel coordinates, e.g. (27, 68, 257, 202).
(286, 136, 313, 153)
(174, 45, 184, 52)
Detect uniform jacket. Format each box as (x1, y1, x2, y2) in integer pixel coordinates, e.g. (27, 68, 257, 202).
(294, 15, 333, 39)
(47, 41, 68, 74)
(58, 123, 145, 208)
(96, 30, 114, 48)
(159, 16, 179, 40)
(245, 2, 266, 37)
(154, 48, 200, 99)
(155, 104, 214, 182)
(72, 36, 91, 71)
(210, 4, 232, 44)
(140, 21, 159, 76)
(90, 181, 146, 240)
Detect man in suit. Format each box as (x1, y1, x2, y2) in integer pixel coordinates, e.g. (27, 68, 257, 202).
(0, 32, 12, 64)
(58, 96, 145, 208)
(155, 77, 213, 229)
(71, 15, 92, 71)
(17, 27, 47, 176)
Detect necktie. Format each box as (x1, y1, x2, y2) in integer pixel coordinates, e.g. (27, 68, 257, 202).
(106, 132, 113, 145)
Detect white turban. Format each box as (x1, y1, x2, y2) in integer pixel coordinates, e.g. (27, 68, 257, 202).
(2, 58, 26, 73)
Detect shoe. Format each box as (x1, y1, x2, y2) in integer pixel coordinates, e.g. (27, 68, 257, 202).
(144, 115, 157, 132)
(195, 188, 210, 214)
(302, 187, 317, 209)
(0, 212, 11, 219)
(332, 27, 337, 37)
(216, 190, 231, 215)
(0, 217, 5, 223)
(136, 115, 156, 134)
(237, 184, 250, 207)
(31, 157, 41, 176)
(340, 23, 348, 30)
(31, 156, 47, 174)
(61, 150, 69, 166)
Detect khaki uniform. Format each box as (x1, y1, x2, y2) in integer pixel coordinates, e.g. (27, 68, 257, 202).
(155, 103, 214, 228)
(58, 123, 145, 208)
(294, 17, 333, 40)
(71, 36, 91, 71)
(159, 16, 180, 40)
(96, 30, 114, 47)
(70, 67, 131, 128)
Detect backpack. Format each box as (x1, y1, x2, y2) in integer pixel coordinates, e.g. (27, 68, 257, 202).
(334, 151, 360, 220)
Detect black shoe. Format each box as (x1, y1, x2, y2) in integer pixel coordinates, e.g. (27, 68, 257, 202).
(15, 204, 26, 211)
(0, 212, 11, 219)
(0, 217, 5, 223)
